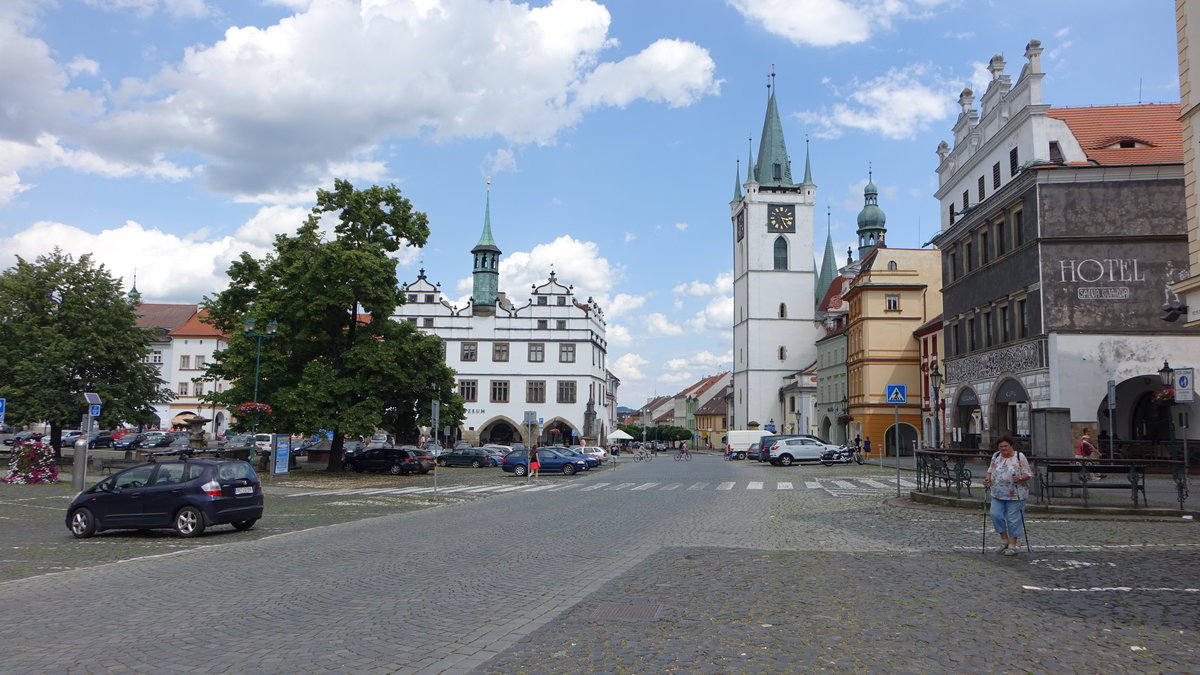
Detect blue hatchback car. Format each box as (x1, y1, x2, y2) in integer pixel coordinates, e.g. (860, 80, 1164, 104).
(502, 448, 588, 476)
(66, 458, 263, 538)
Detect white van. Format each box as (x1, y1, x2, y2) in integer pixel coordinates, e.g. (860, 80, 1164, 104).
(725, 430, 766, 460)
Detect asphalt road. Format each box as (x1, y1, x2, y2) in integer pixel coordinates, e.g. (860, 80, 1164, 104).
(1, 454, 1197, 673)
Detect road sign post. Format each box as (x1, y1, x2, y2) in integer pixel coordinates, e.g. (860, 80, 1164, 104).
(886, 385, 907, 496)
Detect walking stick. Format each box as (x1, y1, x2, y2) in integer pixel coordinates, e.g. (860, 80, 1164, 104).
(1019, 505, 1030, 553)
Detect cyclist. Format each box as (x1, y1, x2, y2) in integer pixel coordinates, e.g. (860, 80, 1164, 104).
(675, 442, 690, 461)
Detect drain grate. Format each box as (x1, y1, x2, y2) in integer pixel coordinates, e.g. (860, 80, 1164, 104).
(589, 602, 662, 621)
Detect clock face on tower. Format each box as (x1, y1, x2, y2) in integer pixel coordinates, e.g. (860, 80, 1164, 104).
(736, 210, 745, 241)
(768, 204, 796, 232)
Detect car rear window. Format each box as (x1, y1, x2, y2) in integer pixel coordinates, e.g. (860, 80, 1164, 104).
(216, 461, 255, 482)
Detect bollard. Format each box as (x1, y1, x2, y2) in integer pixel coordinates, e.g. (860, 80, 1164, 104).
(72, 437, 89, 491)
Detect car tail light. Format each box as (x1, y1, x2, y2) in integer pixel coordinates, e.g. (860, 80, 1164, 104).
(201, 480, 223, 497)
(771, 443, 781, 451)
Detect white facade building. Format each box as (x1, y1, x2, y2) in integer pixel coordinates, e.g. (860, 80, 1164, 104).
(731, 83, 823, 430)
(393, 193, 612, 446)
(135, 302, 231, 435)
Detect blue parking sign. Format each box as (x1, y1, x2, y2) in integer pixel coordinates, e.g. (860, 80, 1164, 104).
(89, 404, 101, 417)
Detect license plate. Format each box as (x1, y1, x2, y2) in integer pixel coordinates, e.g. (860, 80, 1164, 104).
(235, 486, 253, 495)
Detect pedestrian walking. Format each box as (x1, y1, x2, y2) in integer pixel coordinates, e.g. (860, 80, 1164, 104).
(528, 447, 540, 481)
(854, 434, 862, 450)
(983, 436, 1033, 556)
(863, 437, 871, 455)
(1075, 428, 1103, 480)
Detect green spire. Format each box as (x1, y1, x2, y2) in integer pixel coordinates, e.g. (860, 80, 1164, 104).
(732, 159, 743, 201)
(475, 183, 496, 249)
(816, 207, 837, 304)
(755, 76, 793, 187)
(746, 137, 755, 184)
(801, 137, 814, 186)
(472, 178, 500, 308)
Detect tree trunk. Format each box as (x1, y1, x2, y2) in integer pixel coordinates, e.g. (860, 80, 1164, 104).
(325, 430, 345, 471)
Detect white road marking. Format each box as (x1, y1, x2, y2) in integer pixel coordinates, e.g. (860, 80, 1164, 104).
(579, 483, 610, 492)
(631, 483, 659, 491)
(805, 481, 821, 489)
(776, 482, 793, 490)
(661, 483, 683, 490)
(746, 481, 764, 490)
(606, 483, 638, 490)
(716, 482, 735, 490)
(860, 479, 892, 489)
(1022, 585, 1200, 593)
(831, 480, 857, 489)
(688, 482, 709, 490)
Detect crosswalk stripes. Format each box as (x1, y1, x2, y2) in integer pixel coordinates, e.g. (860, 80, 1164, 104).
(284, 476, 917, 498)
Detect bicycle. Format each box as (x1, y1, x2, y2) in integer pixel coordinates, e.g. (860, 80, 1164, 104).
(634, 448, 651, 462)
(674, 449, 691, 461)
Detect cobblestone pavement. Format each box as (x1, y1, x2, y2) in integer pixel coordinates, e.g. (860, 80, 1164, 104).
(0, 455, 1195, 673)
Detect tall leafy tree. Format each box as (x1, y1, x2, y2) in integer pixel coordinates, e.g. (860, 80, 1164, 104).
(202, 179, 463, 469)
(0, 249, 166, 455)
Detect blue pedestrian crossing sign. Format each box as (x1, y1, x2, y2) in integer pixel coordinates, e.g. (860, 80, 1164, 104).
(886, 384, 908, 404)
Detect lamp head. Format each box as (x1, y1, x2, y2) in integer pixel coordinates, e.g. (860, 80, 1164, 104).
(1159, 361, 1175, 387)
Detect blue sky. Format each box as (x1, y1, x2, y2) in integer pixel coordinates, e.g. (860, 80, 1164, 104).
(0, 0, 1181, 407)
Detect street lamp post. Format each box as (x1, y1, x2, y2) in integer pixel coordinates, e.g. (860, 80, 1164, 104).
(1158, 361, 1190, 509)
(841, 396, 849, 445)
(244, 318, 278, 462)
(930, 364, 943, 449)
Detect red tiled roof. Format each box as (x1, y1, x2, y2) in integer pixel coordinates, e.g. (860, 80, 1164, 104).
(169, 308, 225, 338)
(1045, 104, 1182, 166)
(136, 303, 198, 333)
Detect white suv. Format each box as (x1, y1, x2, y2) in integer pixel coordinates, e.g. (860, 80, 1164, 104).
(765, 437, 840, 466)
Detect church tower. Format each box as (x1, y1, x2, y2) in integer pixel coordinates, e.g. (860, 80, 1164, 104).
(856, 168, 887, 260)
(471, 181, 500, 317)
(731, 76, 823, 431)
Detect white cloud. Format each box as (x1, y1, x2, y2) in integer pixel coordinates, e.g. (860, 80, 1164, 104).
(623, 232, 635, 244)
(607, 292, 646, 318)
(65, 56, 100, 78)
(82, 0, 213, 19)
(451, 234, 622, 311)
(658, 370, 693, 384)
(612, 352, 648, 381)
(728, 0, 952, 47)
(2, 0, 718, 200)
(607, 324, 632, 347)
(674, 222, 688, 231)
(673, 271, 732, 298)
(487, 148, 518, 174)
(686, 295, 732, 333)
(797, 63, 956, 140)
(645, 312, 683, 336)
(233, 204, 310, 247)
(0, 219, 263, 303)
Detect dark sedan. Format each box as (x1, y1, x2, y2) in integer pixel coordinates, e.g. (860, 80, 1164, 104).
(141, 432, 172, 448)
(4, 431, 44, 446)
(112, 433, 146, 450)
(86, 431, 115, 448)
(65, 458, 263, 538)
(437, 447, 504, 468)
(342, 447, 431, 475)
(501, 448, 587, 476)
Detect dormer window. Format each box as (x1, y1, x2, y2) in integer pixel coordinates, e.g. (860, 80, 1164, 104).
(557, 296, 566, 306)
(773, 163, 782, 180)
(537, 296, 547, 305)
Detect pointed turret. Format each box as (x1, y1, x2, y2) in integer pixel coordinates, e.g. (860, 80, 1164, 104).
(801, 138, 814, 186)
(856, 165, 887, 261)
(471, 179, 501, 314)
(754, 75, 794, 187)
(815, 208, 837, 304)
(746, 137, 756, 185)
(732, 159, 743, 202)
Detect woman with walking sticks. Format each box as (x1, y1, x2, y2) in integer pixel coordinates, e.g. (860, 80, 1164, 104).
(983, 436, 1033, 556)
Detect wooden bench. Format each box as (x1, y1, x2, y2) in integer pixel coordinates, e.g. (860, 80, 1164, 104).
(1037, 463, 1146, 507)
(97, 458, 140, 475)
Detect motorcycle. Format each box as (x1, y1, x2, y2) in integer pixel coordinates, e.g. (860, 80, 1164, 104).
(821, 445, 864, 466)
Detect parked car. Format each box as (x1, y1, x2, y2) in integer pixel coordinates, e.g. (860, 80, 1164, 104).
(342, 440, 366, 457)
(423, 442, 444, 457)
(453, 440, 471, 450)
(501, 448, 587, 476)
(756, 435, 803, 462)
(342, 447, 431, 475)
(365, 433, 391, 449)
(141, 431, 172, 448)
(402, 446, 436, 473)
(86, 431, 115, 449)
(65, 458, 263, 538)
(552, 446, 598, 469)
(438, 447, 504, 468)
(765, 437, 841, 466)
(219, 433, 252, 449)
(4, 431, 44, 446)
(579, 446, 608, 464)
(112, 433, 146, 450)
